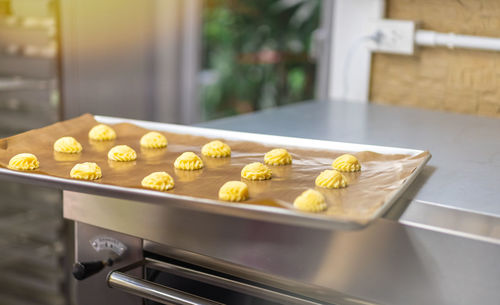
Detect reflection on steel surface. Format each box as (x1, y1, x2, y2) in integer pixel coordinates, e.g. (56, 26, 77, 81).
(65, 192, 500, 305)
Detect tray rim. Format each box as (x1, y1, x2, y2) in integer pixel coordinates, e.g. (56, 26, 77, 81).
(0, 115, 431, 230)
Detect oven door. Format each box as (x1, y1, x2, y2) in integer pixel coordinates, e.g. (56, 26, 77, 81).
(107, 257, 324, 305)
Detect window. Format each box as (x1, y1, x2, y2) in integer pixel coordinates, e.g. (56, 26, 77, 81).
(200, 0, 320, 120)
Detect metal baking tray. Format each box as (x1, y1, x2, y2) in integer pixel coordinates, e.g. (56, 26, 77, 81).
(0, 115, 431, 230)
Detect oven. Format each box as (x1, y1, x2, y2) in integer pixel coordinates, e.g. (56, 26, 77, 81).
(66, 189, 380, 305)
(63, 189, 500, 305)
(70, 207, 338, 305)
(73, 221, 326, 305)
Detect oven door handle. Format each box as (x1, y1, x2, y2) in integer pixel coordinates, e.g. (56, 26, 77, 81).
(108, 258, 323, 305)
(107, 268, 223, 305)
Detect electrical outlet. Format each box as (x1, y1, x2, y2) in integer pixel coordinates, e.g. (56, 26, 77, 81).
(369, 19, 416, 55)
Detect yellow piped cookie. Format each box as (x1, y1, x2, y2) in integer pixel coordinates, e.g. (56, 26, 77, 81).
(293, 189, 327, 213)
(70, 162, 102, 180)
(174, 152, 204, 170)
(241, 162, 272, 181)
(88, 124, 117, 141)
(108, 145, 137, 162)
(140, 131, 167, 148)
(315, 170, 348, 189)
(141, 172, 174, 191)
(218, 181, 249, 202)
(264, 148, 292, 165)
(53, 136, 82, 153)
(332, 154, 361, 172)
(201, 140, 231, 158)
(8, 153, 39, 170)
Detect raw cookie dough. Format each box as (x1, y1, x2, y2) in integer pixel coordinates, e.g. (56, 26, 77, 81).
(8, 153, 39, 170)
(293, 189, 327, 213)
(140, 131, 167, 148)
(264, 148, 292, 165)
(218, 181, 249, 202)
(108, 145, 137, 162)
(70, 162, 102, 180)
(241, 162, 272, 180)
(315, 170, 348, 189)
(141, 171, 174, 191)
(174, 152, 204, 170)
(332, 154, 361, 172)
(201, 140, 231, 158)
(88, 124, 117, 141)
(53, 136, 82, 153)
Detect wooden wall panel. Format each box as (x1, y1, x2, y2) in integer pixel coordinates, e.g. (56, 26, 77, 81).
(370, 0, 500, 117)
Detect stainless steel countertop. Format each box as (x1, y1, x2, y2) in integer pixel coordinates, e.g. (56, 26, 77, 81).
(63, 103, 500, 305)
(198, 101, 500, 217)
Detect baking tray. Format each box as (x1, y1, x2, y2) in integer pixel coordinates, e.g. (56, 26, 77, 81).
(0, 115, 431, 230)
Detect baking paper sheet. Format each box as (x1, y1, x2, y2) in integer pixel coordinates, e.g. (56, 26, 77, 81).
(0, 114, 429, 220)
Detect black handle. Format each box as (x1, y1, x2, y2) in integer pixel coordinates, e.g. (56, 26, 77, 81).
(73, 258, 113, 280)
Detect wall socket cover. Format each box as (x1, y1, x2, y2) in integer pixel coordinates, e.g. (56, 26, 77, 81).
(369, 19, 416, 55)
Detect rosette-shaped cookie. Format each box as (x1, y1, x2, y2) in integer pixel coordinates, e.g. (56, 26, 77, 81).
(141, 171, 174, 191)
(201, 140, 231, 158)
(108, 145, 137, 162)
(241, 162, 272, 181)
(70, 162, 102, 180)
(88, 124, 117, 141)
(53, 136, 82, 153)
(264, 148, 292, 165)
(140, 131, 167, 148)
(174, 152, 204, 170)
(315, 170, 348, 189)
(218, 181, 249, 202)
(332, 154, 361, 172)
(293, 189, 327, 213)
(8, 153, 39, 170)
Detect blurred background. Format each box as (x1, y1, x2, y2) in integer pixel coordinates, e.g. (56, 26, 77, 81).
(0, 1, 65, 304)
(200, 0, 320, 120)
(0, 0, 322, 304)
(1, 0, 500, 304)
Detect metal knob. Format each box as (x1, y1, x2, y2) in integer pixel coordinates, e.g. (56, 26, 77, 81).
(73, 258, 114, 280)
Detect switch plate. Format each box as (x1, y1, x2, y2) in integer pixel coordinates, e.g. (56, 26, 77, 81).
(369, 19, 416, 55)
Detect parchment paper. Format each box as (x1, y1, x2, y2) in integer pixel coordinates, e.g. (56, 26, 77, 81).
(0, 114, 429, 220)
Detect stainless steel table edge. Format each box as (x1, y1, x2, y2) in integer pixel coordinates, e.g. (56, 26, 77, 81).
(401, 199, 500, 245)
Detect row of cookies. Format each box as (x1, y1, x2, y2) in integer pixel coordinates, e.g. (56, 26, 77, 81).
(7, 123, 363, 213)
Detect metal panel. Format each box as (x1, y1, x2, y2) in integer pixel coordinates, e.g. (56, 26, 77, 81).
(59, 0, 156, 120)
(59, 0, 201, 124)
(74, 222, 143, 305)
(63, 191, 500, 305)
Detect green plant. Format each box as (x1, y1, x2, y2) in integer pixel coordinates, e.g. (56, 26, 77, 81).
(201, 0, 320, 120)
